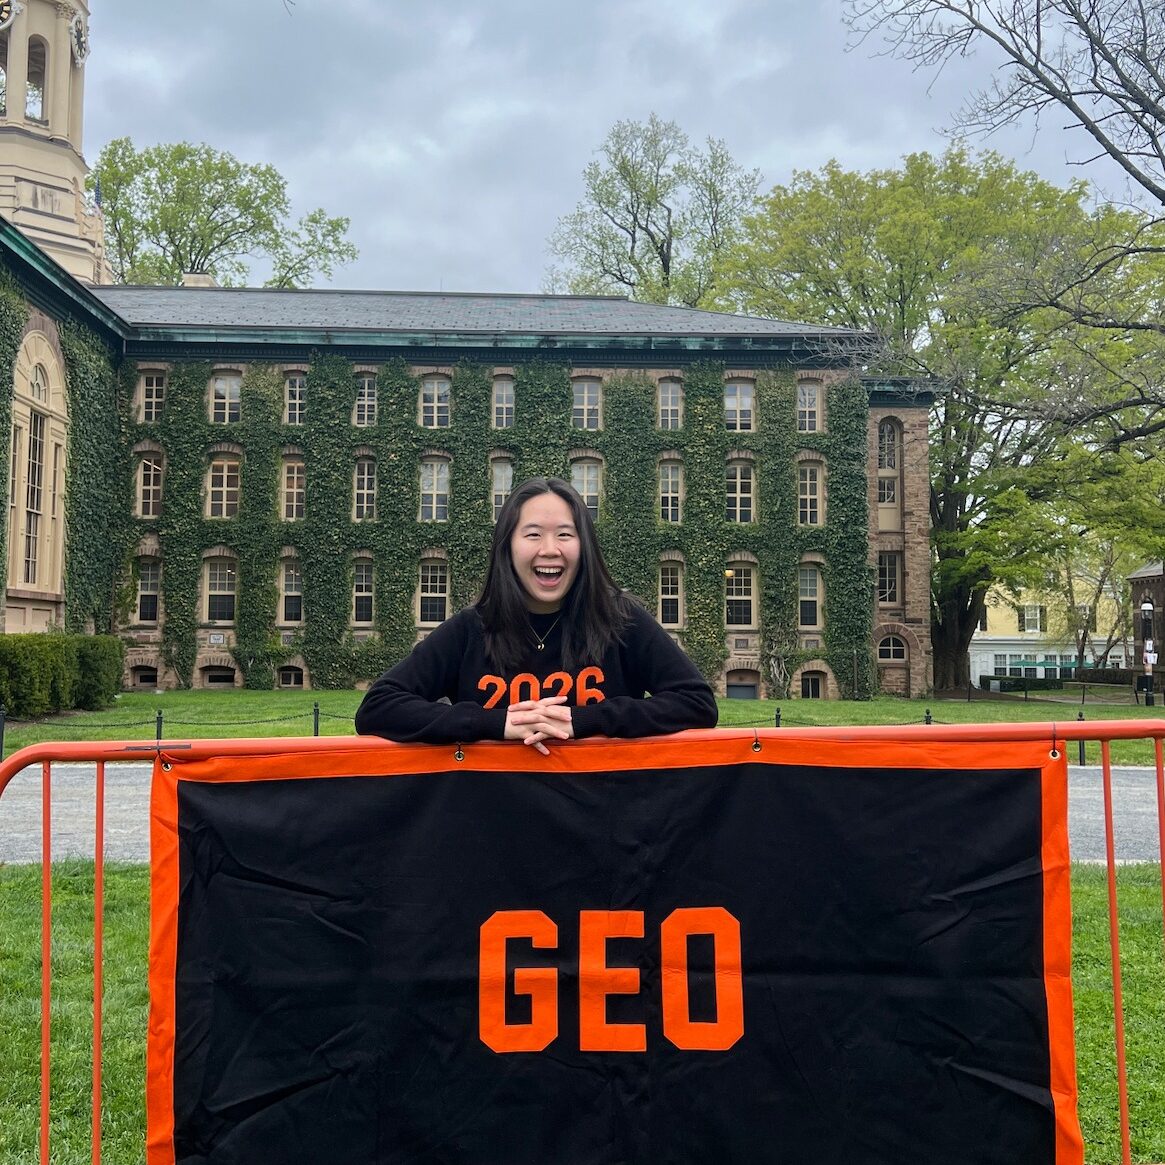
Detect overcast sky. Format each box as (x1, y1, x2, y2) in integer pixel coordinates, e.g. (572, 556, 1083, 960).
(82, 0, 1127, 294)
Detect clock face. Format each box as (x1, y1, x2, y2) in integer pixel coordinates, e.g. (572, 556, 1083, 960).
(0, 2, 14, 32)
(69, 13, 89, 64)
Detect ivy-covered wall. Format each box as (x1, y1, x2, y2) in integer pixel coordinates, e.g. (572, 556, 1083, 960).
(0, 276, 27, 587)
(122, 355, 875, 696)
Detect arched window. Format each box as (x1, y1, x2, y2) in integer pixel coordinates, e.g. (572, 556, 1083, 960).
(204, 555, 238, 623)
(209, 373, 242, 423)
(352, 557, 374, 624)
(419, 457, 449, 521)
(572, 378, 602, 430)
(206, 456, 241, 518)
(659, 458, 683, 523)
(353, 373, 378, 427)
(282, 456, 305, 520)
(137, 558, 161, 623)
(798, 565, 823, 629)
(877, 419, 904, 532)
(725, 561, 758, 630)
(798, 461, 824, 526)
(354, 456, 377, 521)
(570, 456, 602, 518)
(491, 456, 513, 521)
(138, 371, 166, 423)
(280, 559, 303, 624)
(797, 380, 821, 432)
(25, 37, 46, 121)
(724, 380, 754, 432)
(726, 459, 755, 523)
(284, 372, 306, 425)
(492, 376, 514, 429)
(657, 378, 683, 430)
(0, 31, 9, 118)
(878, 635, 907, 660)
(420, 375, 451, 428)
(418, 558, 449, 625)
(659, 556, 684, 628)
(136, 455, 164, 518)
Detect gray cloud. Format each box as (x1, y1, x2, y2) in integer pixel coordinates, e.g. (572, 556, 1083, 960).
(81, 0, 1120, 293)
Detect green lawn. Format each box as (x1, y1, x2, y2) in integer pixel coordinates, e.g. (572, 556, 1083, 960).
(0, 863, 1162, 1163)
(4, 688, 1164, 764)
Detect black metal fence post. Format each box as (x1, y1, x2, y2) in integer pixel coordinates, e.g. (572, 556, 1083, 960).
(156, 708, 164, 743)
(313, 701, 320, 737)
(1077, 710, 1086, 766)
(924, 708, 932, 725)
(774, 707, 781, 728)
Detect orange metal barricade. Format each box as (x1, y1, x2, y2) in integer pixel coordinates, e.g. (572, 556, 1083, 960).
(1, 723, 1163, 1165)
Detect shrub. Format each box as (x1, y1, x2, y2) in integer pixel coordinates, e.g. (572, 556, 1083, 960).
(75, 636, 125, 710)
(0, 633, 122, 717)
(977, 675, 1065, 693)
(1076, 667, 1135, 687)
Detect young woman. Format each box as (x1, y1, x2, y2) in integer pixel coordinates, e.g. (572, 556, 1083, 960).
(354, 477, 718, 752)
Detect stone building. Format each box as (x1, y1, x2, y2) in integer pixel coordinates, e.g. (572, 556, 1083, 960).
(0, 0, 935, 699)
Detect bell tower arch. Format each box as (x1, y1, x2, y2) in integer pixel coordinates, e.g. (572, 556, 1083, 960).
(0, 0, 110, 283)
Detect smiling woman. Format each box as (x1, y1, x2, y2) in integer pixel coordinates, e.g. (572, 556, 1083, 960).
(355, 477, 718, 752)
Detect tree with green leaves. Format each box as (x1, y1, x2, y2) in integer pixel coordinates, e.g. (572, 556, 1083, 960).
(843, 0, 1165, 448)
(546, 114, 760, 307)
(89, 138, 357, 287)
(716, 148, 1119, 688)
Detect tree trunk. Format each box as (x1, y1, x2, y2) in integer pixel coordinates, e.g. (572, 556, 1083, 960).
(931, 619, 972, 690)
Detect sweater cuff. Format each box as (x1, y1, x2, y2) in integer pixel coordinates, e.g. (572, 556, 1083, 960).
(570, 705, 602, 739)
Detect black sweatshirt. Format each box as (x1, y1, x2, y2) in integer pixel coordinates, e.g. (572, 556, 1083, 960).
(354, 605, 718, 744)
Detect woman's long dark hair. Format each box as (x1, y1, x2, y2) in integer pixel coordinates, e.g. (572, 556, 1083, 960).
(476, 477, 634, 673)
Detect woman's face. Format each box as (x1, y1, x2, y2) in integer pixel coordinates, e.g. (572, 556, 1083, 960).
(509, 492, 581, 613)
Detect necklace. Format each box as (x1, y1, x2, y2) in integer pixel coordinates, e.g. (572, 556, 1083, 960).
(532, 616, 561, 652)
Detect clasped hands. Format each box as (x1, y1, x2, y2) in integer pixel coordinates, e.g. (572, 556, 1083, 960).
(504, 695, 574, 756)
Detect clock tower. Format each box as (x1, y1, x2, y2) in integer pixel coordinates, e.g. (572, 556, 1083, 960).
(0, 0, 110, 283)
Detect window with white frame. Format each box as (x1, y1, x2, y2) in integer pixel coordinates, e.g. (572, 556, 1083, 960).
(491, 457, 513, 521)
(205, 557, 237, 623)
(418, 560, 449, 624)
(725, 565, 756, 628)
(352, 559, 374, 624)
(797, 381, 820, 432)
(726, 460, 754, 523)
(284, 373, 305, 426)
(209, 374, 241, 423)
(659, 460, 683, 523)
(282, 458, 305, 521)
(993, 653, 1008, 676)
(353, 373, 378, 427)
(725, 380, 754, 431)
(877, 420, 898, 501)
(878, 635, 906, 660)
(493, 376, 514, 429)
(22, 412, 43, 584)
(799, 565, 822, 628)
(659, 561, 683, 627)
(658, 378, 683, 430)
(140, 373, 166, 423)
(798, 464, 821, 525)
(137, 456, 163, 518)
(1019, 604, 1047, 632)
(877, 552, 901, 604)
(280, 561, 303, 623)
(572, 379, 601, 430)
(420, 376, 451, 428)
(570, 458, 601, 518)
(354, 457, 378, 521)
(206, 457, 240, 518)
(419, 458, 449, 521)
(137, 558, 161, 623)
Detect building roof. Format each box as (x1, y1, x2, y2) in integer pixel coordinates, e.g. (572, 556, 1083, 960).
(89, 286, 849, 338)
(1129, 562, 1164, 580)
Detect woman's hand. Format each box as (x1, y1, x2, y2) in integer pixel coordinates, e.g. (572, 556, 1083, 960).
(504, 696, 575, 755)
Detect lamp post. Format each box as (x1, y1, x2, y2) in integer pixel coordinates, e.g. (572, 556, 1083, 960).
(1141, 599, 1155, 707)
